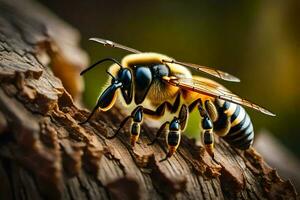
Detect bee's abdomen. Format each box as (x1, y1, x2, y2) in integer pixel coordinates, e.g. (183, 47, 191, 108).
(216, 101, 254, 150)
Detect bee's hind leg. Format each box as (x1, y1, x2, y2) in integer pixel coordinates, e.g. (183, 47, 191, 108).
(159, 105, 189, 162)
(147, 121, 170, 145)
(198, 103, 215, 159)
(204, 99, 218, 122)
(188, 98, 216, 159)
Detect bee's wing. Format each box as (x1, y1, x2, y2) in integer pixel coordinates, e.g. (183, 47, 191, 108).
(89, 38, 142, 54)
(162, 59, 240, 82)
(89, 38, 240, 82)
(162, 77, 275, 116)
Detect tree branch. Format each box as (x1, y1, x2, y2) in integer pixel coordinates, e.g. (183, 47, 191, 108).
(0, 0, 297, 199)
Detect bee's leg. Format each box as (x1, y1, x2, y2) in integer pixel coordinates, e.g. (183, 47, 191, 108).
(107, 115, 133, 139)
(110, 98, 175, 145)
(79, 101, 102, 125)
(189, 98, 218, 160)
(129, 106, 144, 146)
(160, 105, 189, 162)
(178, 104, 189, 131)
(143, 92, 181, 117)
(203, 129, 214, 157)
(112, 93, 179, 147)
(198, 104, 215, 158)
(144, 98, 178, 145)
(160, 118, 181, 162)
(204, 99, 218, 122)
(147, 121, 170, 145)
(107, 106, 142, 143)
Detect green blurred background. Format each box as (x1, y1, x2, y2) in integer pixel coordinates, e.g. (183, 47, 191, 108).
(39, 0, 300, 157)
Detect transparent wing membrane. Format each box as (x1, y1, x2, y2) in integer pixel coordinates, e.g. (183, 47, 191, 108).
(162, 77, 275, 116)
(89, 37, 240, 82)
(162, 60, 240, 82)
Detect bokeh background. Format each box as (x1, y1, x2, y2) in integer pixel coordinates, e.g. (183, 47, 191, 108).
(39, 1, 300, 159)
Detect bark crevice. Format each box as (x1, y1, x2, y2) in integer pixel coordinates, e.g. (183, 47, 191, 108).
(0, 0, 297, 199)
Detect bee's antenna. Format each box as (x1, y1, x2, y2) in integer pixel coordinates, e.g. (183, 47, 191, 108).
(106, 70, 115, 80)
(89, 38, 142, 54)
(80, 58, 123, 76)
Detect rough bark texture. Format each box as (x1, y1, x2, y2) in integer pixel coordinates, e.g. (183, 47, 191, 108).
(0, 0, 298, 199)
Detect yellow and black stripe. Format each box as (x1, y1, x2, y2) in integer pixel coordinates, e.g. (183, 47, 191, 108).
(215, 101, 254, 150)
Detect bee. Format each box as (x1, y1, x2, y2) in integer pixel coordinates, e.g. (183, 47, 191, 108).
(79, 38, 275, 161)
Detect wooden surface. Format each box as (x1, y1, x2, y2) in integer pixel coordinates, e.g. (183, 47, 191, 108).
(0, 0, 297, 199)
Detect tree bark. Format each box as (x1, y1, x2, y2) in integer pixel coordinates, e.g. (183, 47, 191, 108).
(0, 0, 297, 199)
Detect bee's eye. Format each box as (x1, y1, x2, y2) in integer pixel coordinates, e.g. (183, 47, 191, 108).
(135, 67, 152, 88)
(152, 64, 169, 78)
(118, 69, 132, 86)
(134, 66, 152, 104)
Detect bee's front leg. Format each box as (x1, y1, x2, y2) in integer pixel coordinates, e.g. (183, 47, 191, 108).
(129, 106, 144, 146)
(107, 106, 143, 147)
